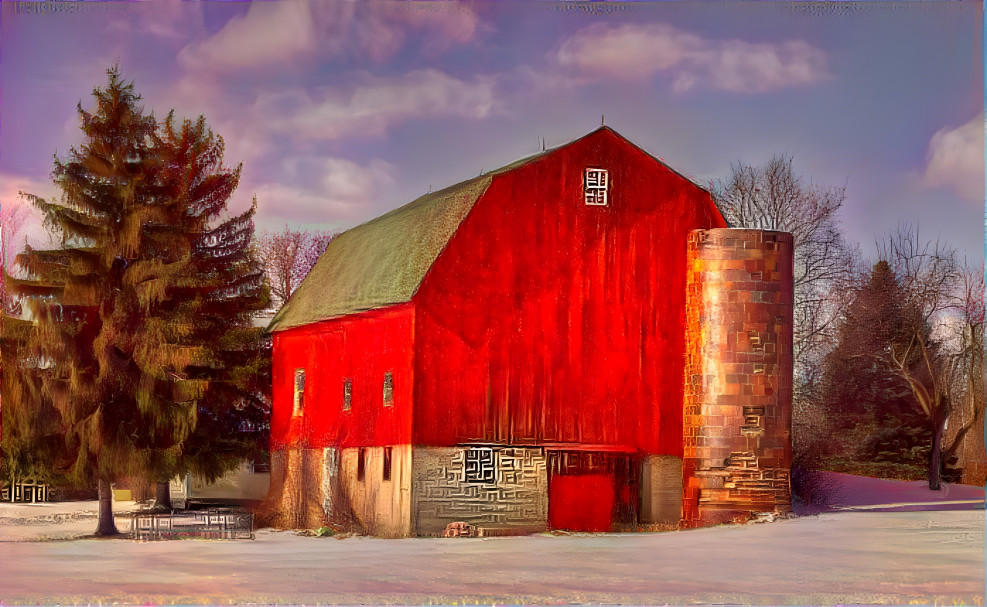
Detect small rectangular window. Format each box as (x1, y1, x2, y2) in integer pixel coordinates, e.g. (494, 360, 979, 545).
(357, 448, 366, 481)
(292, 369, 305, 416)
(584, 168, 608, 206)
(383, 447, 392, 481)
(383, 371, 394, 407)
(343, 378, 352, 411)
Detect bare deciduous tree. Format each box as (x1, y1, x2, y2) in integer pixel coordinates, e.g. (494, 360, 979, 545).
(714, 155, 857, 362)
(875, 225, 983, 489)
(254, 226, 335, 309)
(712, 155, 858, 457)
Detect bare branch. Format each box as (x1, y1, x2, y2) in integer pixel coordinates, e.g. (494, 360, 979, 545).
(253, 225, 336, 309)
(712, 154, 855, 395)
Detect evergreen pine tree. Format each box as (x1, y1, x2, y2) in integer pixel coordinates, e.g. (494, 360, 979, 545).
(146, 113, 270, 504)
(3, 67, 269, 534)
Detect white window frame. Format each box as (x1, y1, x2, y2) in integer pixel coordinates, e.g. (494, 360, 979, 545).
(292, 369, 306, 417)
(584, 168, 609, 206)
(383, 371, 394, 407)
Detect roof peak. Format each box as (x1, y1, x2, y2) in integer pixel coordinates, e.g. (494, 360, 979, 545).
(268, 123, 705, 332)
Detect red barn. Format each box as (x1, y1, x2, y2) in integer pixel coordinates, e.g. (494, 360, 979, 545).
(266, 126, 794, 536)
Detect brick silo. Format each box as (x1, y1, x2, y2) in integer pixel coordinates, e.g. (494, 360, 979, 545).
(683, 229, 794, 526)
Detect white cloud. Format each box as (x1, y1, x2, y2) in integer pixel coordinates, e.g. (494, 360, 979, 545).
(557, 23, 703, 81)
(511, 64, 591, 94)
(923, 113, 985, 203)
(161, 1, 488, 173)
(556, 23, 831, 94)
(106, 1, 203, 42)
(701, 39, 829, 93)
(178, 0, 481, 71)
(253, 157, 394, 227)
(395, 2, 481, 55)
(256, 69, 497, 140)
(177, 0, 317, 71)
(319, 158, 394, 202)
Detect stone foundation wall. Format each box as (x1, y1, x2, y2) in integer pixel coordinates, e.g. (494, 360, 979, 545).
(640, 455, 682, 525)
(684, 228, 794, 525)
(412, 446, 548, 536)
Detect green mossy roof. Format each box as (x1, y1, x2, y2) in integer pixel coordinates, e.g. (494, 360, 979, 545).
(267, 169, 513, 332)
(267, 127, 695, 333)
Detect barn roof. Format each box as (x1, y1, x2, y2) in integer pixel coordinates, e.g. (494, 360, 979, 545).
(267, 148, 551, 333)
(267, 126, 710, 333)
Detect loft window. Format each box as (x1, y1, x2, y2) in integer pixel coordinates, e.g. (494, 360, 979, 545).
(383, 447, 392, 481)
(357, 448, 366, 481)
(292, 369, 305, 416)
(584, 168, 609, 206)
(464, 447, 496, 484)
(383, 371, 394, 407)
(343, 378, 352, 411)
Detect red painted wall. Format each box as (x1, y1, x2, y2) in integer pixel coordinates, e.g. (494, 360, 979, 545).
(270, 304, 414, 450)
(412, 128, 726, 454)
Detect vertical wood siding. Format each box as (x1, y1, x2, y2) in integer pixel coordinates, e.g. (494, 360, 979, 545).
(270, 304, 415, 450)
(412, 128, 726, 453)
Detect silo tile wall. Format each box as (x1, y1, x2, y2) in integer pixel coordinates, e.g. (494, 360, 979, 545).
(683, 229, 794, 525)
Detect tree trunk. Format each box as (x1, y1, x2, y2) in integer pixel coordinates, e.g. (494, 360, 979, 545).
(928, 416, 946, 491)
(95, 479, 119, 536)
(154, 481, 173, 511)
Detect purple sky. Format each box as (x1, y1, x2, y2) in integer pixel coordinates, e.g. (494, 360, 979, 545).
(1, 1, 983, 264)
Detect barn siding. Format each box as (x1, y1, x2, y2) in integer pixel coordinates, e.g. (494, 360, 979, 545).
(337, 445, 413, 537)
(412, 128, 726, 453)
(270, 304, 415, 451)
(266, 447, 333, 530)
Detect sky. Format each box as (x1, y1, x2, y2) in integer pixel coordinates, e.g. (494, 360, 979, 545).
(1, 0, 983, 265)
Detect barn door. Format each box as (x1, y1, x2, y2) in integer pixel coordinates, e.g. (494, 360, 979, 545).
(548, 473, 615, 532)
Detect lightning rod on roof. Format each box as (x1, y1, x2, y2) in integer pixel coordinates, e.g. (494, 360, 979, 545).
(602, 114, 605, 126)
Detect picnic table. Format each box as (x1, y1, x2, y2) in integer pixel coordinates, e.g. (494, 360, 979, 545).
(2, 480, 49, 503)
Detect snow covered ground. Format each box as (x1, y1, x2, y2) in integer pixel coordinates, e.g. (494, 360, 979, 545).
(0, 473, 982, 605)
